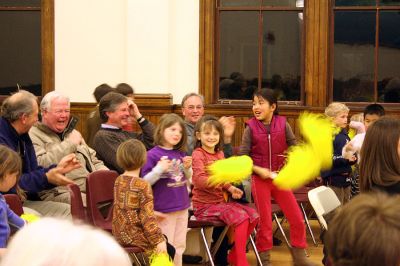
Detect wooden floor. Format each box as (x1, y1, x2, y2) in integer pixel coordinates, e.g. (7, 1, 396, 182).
(184, 219, 324, 266)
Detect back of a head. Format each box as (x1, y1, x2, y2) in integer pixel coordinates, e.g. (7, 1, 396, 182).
(359, 116, 400, 192)
(326, 192, 400, 266)
(363, 103, 385, 118)
(1, 218, 131, 266)
(93, 84, 114, 103)
(115, 83, 134, 96)
(1, 90, 37, 123)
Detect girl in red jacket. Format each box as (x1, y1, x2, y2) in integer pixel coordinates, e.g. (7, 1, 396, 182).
(238, 88, 316, 266)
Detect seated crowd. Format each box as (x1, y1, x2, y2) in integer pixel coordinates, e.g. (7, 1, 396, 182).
(0, 85, 399, 266)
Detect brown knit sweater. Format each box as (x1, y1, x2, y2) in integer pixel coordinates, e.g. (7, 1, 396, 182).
(93, 119, 155, 173)
(113, 175, 165, 254)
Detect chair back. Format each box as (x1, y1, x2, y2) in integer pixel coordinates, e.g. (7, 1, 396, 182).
(4, 194, 24, 216)
(67, 183, 87, 222)
(86, 170, 119, 231)
(308, 185, 341, 230)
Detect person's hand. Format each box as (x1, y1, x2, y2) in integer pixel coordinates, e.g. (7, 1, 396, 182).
(253, 165, 273, 179)
(155, 241, 167, 254)
(157, 156, 172, 173)
(182, 156, 192, 169)
(127, 99, 142, 119)
(219, 116, 236, 143)
(57, 154, 81, 174)
(66, 130, 83, 145)
(228, 186, 243, 199)
(46, 167, 75, 186)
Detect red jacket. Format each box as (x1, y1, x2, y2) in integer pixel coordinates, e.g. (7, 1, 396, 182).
(246, 115, 287, 172)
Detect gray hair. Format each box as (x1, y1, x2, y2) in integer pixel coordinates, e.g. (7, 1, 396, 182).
(99, 92, 127, 123)
(181, 93, 204, 107)
(1, 90, 37, 122)
(40, 91, 70, 112)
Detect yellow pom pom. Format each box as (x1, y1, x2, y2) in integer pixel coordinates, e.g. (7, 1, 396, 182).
(273, 112, 334, 190)
(21, 213, 40, 223)
(149, 252, 173, 266)
(207, 155, 253, 186)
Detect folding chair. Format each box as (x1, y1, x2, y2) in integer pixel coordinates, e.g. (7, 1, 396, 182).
(307, 186, 341, 230)
(293, 187, 318, 246)
(188, 217, 262, 266)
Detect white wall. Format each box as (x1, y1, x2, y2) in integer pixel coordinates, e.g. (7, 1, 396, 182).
(55, 0, 199, 104)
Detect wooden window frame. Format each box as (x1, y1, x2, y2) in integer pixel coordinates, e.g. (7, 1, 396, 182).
(0, 0, 54, 99)
(199, 0, 330, 108)
(329, 1, 400, 105)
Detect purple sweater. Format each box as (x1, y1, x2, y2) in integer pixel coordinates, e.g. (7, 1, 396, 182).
(141, 146, 190, 213)
(0, 195, 24, 247)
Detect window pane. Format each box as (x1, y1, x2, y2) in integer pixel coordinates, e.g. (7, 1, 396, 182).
(333, 11, 375, 102)
(0, 11, 41, 96)
(335, 0, 376, 6)
(262, 0, 302, 7)
(219, 11, 259, 100)
(380, 0, 400, 6)
(0, 1, 40, 7)
(262, 11, 302, 101)
(378, 11, 400, 102)
(220, 0, 260, 7)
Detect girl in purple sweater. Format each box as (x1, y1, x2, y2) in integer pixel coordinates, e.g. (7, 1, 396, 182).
(141, 113, 192, 266)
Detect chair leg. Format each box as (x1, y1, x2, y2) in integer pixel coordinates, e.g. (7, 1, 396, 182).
(200, 227, 215, 266)
(300, 203, 318, 246)
(273, 213, 291, 248)
(131, 253, 142, 266)
(249, 231, 263, 266)
(273, 216, 286, 236)
(139, 253, 147, 265)
(211, 226, 229, 258)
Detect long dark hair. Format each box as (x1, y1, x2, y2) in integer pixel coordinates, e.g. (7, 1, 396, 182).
(359, 117, 400, 192)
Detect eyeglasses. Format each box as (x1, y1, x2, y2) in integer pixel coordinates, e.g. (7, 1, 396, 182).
(185, 105, 204, 111)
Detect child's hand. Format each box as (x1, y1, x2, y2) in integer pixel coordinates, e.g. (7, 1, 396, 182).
(254, 165, 273, 179)
(228, 186, 243, 199)
(157, 156, 172, 173)
(155, 240, 167, 254)
(182, 156, 192, 169)
(219, 116, 236, 143)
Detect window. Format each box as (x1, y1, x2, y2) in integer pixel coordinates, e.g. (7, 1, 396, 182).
(0, 0, 54, 97)
(216, 0, 304, 102)
(331, 0, 400, 103)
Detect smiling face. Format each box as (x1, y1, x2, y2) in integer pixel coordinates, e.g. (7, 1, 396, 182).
(333, 111, 349, 128)
(162, 122, 183, 149)
(42, 98, 70, 133)
(196, 124, 220, 153)
(182, 95, 204, 125)
(106, 101, 130, 128)
(252, 95, 276, 124)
